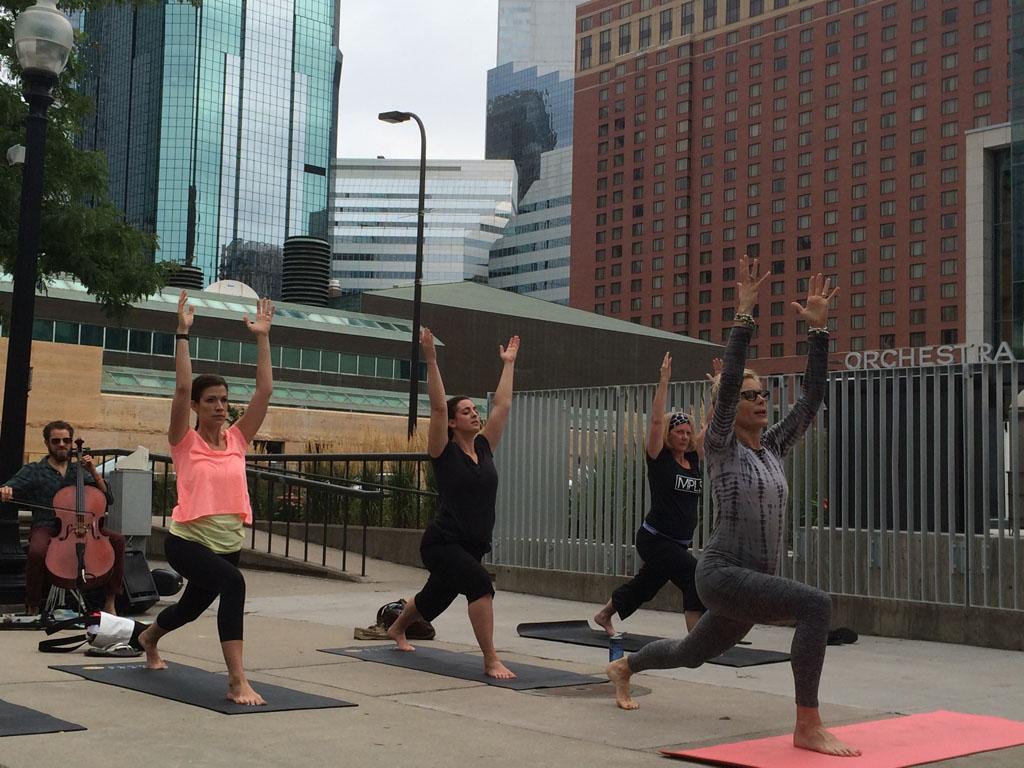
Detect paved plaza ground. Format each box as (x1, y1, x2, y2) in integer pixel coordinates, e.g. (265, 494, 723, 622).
(1, 555, 1023, 767)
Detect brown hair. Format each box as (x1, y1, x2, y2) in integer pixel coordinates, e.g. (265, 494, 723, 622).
(191, 374, 228, 402)
(446, 395, 473, 440)
(43, 420, 74, 442)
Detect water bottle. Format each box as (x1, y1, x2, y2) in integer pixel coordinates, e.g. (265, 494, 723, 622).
(609, 633, 624, 661)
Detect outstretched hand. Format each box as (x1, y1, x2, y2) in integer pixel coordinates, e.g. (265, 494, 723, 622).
(736, 254, 771, 315)
(177, 290, 194, 333)
(244, 297, 275, 336)
(420, 327, 437, 362)
(790, 273, 838, 328)
(499, 335, 520, 364)
(658, 351, 672, 383)
(704, 356, 723, 382)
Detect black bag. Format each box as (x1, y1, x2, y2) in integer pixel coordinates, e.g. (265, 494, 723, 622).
(38, 611, 146, 655)
(376, 599, 435, 640)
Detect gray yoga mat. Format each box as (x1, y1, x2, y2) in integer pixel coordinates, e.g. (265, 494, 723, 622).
(0, 698, 85, 737)
(516, 620, 791, 667)
(320, 644, 602, 690)
(51, 661, 356, 714)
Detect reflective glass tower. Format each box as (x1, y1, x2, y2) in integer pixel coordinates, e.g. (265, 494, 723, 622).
(79, 0, 341, 292)
(486, 0, 583, 199)
(331, 159, 517, 295)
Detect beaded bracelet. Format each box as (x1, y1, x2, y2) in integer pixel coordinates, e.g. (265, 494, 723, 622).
(807, 326, 830, 336)
(733, 312, 756, 329)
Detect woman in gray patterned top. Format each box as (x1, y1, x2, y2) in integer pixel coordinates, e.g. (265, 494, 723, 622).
(607, 256, 860, 758)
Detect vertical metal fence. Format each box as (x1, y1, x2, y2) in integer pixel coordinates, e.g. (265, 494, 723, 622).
(492, 362, 1024, 613)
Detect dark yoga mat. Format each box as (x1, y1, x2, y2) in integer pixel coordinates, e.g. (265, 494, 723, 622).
(320, 644, 602, 690)
(516, 620, 791, 667)
(51, 661, 356, 714)
(0, 698, 85, 737)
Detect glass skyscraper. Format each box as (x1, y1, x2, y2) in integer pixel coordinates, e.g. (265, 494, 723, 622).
(489, 146, 571, 304)
(79, 0, 341, 291)
(330, 159, 517, 296)
(486, 0, 583, 199)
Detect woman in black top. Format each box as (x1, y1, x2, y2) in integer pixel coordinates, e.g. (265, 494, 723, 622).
(594, 352, 708, 636)
(388, 327, 520, 679)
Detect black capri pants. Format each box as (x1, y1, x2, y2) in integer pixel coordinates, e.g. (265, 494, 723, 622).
(155, 534, 246, 642)
(612, 526, 705, 619)
(414, 542, 494, 622)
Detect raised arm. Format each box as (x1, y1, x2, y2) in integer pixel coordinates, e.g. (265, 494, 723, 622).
(422, 328, 449, 459)
(763, 273, 837, 457)
(646, 352, 672, 459)
(704, 256, 770, 455)
(480, 335, 520, 451)
(690, 356, 723, 461)
(168, 290, 195, 446)
(234, 298, 275, 444)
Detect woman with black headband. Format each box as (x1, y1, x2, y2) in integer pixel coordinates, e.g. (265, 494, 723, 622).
(594, 351, 708, 636)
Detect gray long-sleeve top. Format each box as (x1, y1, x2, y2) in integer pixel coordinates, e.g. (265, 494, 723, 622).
(701, 325, 829, 574)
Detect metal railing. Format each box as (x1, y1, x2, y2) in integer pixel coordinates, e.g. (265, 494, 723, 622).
(87, 449, 436, 577)
(492, 362, 1024, 613)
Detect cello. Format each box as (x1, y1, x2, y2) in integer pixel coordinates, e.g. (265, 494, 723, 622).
(45, 439, 114, 589)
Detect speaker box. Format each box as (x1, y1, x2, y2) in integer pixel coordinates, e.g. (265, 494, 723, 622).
(116, 549, 159, 615)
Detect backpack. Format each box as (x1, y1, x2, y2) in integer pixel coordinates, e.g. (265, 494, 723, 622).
(376, 599, 436, 640)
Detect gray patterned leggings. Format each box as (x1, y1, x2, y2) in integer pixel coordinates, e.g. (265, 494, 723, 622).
(626, 561, 832, 708)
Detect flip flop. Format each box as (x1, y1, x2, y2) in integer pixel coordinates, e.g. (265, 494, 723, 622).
(85, 642, 143, 658)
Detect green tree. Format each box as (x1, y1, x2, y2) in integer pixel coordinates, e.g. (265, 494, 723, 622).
(0, 0, 174, 316)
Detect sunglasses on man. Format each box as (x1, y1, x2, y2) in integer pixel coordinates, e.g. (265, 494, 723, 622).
(739, 389, 770, 402)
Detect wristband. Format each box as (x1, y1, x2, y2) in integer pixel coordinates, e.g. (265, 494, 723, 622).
(807, 326, 829, 336)
(175, 333, 190, 341)
(733, 312, 755, 329)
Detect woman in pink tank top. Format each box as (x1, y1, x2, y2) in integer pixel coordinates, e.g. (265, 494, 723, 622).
(138, 290, 274, 706)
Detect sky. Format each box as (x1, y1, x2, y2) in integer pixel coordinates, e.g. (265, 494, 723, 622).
(337, 0, 499, 161)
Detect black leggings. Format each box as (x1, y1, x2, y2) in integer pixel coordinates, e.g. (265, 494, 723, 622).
(156, 534, 246, 642)
(612, 527, 705, 618)
(414, 542, 494, 622)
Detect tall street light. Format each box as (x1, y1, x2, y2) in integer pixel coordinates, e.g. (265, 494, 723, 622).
(0, 0, 74, 604)
(378, 110, 426, 440)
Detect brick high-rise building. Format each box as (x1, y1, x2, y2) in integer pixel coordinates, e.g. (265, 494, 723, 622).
(571, 0, 1008, 373)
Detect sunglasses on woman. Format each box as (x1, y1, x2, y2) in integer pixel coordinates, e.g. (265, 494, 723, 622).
(739, 389, 770, 402)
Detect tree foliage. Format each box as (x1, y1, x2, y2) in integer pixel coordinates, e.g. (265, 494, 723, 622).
(0, 0, 176, 317)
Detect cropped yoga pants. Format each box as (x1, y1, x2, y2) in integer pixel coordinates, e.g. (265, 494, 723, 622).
(414, 542, 494, 622)
(155, 534, 246, 642)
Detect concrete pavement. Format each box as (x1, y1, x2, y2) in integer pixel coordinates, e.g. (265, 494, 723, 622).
(1, 554, 1022, 767)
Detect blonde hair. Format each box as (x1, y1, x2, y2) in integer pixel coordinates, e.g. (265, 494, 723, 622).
(662, 411, 692, 450)
(709, 367, 760, 404)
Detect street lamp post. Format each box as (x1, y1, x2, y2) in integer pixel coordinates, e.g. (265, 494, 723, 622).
(0, 0, 74, 604)
(378, 110, 426, 440)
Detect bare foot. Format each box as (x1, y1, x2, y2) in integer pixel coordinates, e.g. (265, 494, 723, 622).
(593, 602, 616, 636)
(606, 658, 638, 710)
(138, 627, 167, 671)
(387, 623, 415, 652)
(227, 678, 266, 706)
(793, 725, 860, 756)
(484, 658, 517, 680)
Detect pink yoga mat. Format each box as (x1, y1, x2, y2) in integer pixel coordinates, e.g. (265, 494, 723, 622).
(661, 710, 1024, 768)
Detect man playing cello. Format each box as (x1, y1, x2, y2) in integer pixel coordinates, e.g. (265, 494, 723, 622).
(0, 420, 125, 616)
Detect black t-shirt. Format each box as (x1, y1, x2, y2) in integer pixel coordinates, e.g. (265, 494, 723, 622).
(423, 435, 499, 552)
(643, 447, 702, 542)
